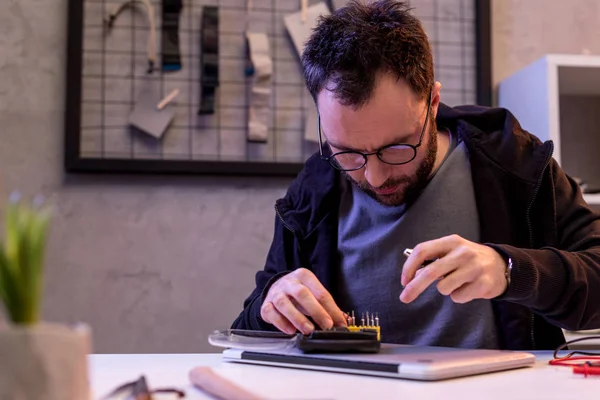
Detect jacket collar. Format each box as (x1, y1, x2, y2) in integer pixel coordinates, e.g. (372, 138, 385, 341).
(275, 146, 339, 239)
(276, 103, 554, 238)
(436, 103, 554, 185)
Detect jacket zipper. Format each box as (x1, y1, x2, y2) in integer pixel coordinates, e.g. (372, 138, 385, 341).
(524, 141, 554, 350)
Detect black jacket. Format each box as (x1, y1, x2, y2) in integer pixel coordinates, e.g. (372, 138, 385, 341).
(232, 103, 600, 350)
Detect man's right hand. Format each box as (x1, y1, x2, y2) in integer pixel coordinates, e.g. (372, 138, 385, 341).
(260, 268, 348, 335)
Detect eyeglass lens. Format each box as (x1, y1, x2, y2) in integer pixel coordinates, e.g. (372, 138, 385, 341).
(331, 145, 416, 170)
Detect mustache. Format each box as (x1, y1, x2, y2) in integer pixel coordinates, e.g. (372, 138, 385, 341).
(356, 176, 413, 192)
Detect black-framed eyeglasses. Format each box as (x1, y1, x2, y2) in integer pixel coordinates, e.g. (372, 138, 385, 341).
(318, 90, 433, 172)
(102, 375, 186, 399)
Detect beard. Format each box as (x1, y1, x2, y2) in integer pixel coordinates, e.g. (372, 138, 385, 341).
(343, 118, 438, 207)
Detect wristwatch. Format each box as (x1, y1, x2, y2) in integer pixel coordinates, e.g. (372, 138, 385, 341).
(504, 257, 513, 288)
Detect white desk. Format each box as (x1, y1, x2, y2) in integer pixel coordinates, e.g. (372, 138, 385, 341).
(90, 352, 599, 400)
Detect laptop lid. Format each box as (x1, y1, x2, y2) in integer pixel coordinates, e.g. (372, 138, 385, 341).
(221, 343, 535, 381)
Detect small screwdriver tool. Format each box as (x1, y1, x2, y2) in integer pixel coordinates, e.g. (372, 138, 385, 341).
(403, 248, 446, 282)
(403, 248, 436, 266)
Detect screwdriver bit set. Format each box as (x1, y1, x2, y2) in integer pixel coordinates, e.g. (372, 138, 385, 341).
(295, 310, 381, 353)
(343, 310, 381, 341)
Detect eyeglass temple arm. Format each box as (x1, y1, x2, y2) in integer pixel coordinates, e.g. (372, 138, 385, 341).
(317, 113, 325, 156)
(415, 89, 434, 146)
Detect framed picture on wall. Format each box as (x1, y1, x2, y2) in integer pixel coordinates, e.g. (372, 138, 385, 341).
(64, 0, 492, 176)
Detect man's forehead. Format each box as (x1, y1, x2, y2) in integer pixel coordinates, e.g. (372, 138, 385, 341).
(319, 108, 422, 152)
(319, 93, 420, 128)
(318, 86, 421, 128)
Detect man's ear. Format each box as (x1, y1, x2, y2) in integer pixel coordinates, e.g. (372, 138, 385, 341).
(430, 81, 442, 117)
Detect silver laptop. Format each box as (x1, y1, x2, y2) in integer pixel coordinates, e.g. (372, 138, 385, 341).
(221, 343, 535, 381)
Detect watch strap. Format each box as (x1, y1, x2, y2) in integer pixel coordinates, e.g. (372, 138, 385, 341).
(198, 6, 219, 115)
(161, 0, 183, 71)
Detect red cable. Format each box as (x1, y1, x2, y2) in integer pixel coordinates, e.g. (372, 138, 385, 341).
(549, 356, 600, 366)
(549, 357, 600, 376)
(548, 335, 600, 377)
(572, 364, 600, 377)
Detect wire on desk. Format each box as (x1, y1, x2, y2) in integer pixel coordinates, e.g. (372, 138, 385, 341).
(550, 335, 600, 377)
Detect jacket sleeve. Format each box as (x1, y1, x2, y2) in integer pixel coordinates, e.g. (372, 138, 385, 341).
(230, 212, 299, 330)
(493, 159, 600, 331)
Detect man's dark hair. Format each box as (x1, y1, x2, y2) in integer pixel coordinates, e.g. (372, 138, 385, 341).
(301, 0, 434, 108)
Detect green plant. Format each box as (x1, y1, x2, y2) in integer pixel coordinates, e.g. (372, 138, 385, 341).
(0, 193, 52, 325)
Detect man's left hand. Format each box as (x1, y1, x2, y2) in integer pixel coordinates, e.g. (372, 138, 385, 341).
(400, 234, 508, 304)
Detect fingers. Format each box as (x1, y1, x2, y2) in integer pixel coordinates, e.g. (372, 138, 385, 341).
(286, 281, 333, 330)
(449, 283, 476, 304)
(435, 263, 479, 296)
(262, 293, 314, 334)
(298, 271, 347, 328)
(401, 234, 463, 286)
(260, 301, 296, 334)
(400, 255, 459, 303)
(261, 268, 346, 335)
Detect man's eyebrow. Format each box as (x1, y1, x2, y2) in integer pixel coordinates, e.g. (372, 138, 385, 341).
(326, 139, 357, 152)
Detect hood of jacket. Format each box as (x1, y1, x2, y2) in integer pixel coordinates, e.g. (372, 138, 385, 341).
(275, 103, 554, 238)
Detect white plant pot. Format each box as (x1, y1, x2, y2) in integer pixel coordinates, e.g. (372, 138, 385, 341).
(0, 322, 92, 400)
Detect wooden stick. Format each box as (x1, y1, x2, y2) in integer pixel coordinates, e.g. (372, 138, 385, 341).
(156, 88, 180, 110)
(301, 0, 308, 23)
(189, 367, 264, 400)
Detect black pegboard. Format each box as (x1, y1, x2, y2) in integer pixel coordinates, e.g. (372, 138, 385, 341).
(64, 0, 492, 176)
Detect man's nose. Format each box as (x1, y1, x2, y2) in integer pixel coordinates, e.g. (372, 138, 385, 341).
(364, 158, 390, 188)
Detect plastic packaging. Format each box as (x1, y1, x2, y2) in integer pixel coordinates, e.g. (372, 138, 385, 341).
(208, 329, 298, 351)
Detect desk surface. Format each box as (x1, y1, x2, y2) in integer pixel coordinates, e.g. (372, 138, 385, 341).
(89, 351, 599, 400)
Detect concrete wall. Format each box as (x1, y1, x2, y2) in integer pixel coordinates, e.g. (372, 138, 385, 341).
(492, 0, 600, 92)
(0, 0, 291, 353)
(1, 0, 598, 353)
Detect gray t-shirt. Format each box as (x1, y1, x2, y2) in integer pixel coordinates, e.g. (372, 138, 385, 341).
(336, 132, 499, 349)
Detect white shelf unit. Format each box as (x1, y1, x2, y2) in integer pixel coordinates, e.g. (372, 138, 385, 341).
(498, 54, 600, 205)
